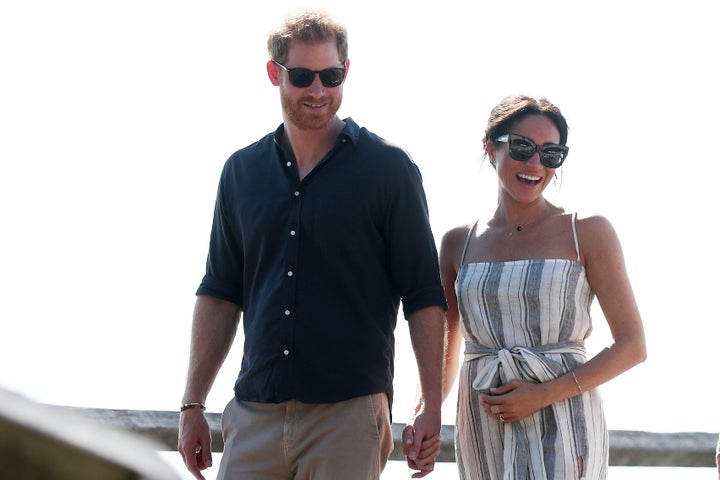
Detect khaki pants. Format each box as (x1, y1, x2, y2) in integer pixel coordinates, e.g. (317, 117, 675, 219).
(217, 393, 393, 480)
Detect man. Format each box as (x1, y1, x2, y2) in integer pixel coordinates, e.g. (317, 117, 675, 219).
(178, 9, 446, 480)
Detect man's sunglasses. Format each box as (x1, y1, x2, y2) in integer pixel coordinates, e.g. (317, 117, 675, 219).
(273, 61, 346, 88)
(495, 133, 569, 168)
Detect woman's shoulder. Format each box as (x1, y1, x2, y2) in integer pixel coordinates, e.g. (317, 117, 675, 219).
(442, 222, 476, 246)
(574, 209, 616, 234)
(440, 222, 477, 261)
(574, 209, 622, 253)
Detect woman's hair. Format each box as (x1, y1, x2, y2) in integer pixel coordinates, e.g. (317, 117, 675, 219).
(267, 9, 348, 64)
(483, 94, 569, 155)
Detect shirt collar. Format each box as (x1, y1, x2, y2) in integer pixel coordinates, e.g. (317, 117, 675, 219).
(273, 117, 360, 147)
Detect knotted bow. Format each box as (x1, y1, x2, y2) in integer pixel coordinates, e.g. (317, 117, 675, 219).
(464, 340, 586, 391)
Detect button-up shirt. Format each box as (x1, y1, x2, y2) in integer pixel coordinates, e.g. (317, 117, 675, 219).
(197, 118, 446, 404)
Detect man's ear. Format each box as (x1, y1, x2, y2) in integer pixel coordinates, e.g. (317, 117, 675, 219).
(267, 60, 280, 86)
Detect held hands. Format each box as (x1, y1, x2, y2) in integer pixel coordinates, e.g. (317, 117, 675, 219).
(178, 409, 213, 480)
(480, 379, 548, 423)
(402, 405, 441, 478)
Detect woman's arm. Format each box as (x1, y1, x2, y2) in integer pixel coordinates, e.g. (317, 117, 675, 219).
(572, 214, 647, 391)
(439, 226, 468, 403)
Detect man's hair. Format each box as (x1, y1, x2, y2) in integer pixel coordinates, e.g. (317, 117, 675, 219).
(267, 9, 348, 64)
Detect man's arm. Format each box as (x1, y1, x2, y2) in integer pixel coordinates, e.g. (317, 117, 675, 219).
(404, 305, 445, 478)
(178, 294, 241, 480)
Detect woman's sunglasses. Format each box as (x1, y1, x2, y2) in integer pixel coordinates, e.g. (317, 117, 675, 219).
(273, 61, 346, 88)
(495, 133, 569, 168)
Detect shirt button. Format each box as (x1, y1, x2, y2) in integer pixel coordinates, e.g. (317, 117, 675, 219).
(286, 161, 291, 167)
(290, 230, 296, 236)
(284, 310, 290, 316)
(287, 271, 293, 277)
(283, 350, 290, 356)
(294, 191, 300, 197)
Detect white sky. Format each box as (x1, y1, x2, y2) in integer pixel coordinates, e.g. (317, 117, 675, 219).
(1, 2, 718, 468)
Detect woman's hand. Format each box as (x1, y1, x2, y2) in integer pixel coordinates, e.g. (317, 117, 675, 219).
(402, 423, 441, 478)
(480, 380, 549, 423)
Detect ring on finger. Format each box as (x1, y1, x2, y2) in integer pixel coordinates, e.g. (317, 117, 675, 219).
(499, 413, 505, 423)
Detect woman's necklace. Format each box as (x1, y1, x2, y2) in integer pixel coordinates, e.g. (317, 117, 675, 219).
(497, 207, 558, 237)
(507, 225, 523, 237)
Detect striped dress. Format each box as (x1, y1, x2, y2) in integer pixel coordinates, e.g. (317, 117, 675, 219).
(454, 214, 608, 479)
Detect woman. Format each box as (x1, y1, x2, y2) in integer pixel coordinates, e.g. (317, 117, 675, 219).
(439, 94, 646, 479)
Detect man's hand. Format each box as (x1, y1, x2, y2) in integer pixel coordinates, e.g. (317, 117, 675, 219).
(402, 408, 441, 478)
(178, 409, 213, 480)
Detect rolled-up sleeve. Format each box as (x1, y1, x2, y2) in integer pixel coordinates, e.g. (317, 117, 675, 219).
(197, 162, 245, 307)
(383, 153, 447, 318)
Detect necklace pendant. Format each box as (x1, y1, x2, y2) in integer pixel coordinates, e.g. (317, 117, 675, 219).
(508, 231, 513, 237)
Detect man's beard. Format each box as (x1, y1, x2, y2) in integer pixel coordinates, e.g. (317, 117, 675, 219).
(281, 91, 341, 131)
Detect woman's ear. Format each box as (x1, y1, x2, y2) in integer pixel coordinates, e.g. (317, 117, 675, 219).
(267, 60, 281, 86)
(485, 140, 497, 167)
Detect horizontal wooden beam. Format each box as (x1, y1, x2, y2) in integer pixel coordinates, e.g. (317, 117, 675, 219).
(66, 406, 719, 468)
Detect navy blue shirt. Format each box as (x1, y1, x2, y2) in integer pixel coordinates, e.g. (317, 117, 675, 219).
(197, 118, 446, 405)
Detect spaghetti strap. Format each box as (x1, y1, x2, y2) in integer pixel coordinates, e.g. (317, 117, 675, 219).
(571, 212, 580, 262)
(460, 220, 480, 266)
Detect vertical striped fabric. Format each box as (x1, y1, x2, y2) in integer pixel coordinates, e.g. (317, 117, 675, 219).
(454, 259, 608, 479)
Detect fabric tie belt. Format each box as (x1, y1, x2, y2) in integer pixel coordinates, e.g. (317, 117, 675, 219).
(463, 340, 586, 392)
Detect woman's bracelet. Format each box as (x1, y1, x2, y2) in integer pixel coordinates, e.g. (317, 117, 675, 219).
(570, 371, 584, 395)
(180, 402, 206, 412)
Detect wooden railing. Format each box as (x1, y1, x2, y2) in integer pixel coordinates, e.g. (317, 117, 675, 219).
(70, 407, 719, 468)
(1, 385, 717, 480)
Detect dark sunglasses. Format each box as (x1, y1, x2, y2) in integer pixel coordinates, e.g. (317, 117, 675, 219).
(273, 61, 346, 88)
(495, 133, 569, 168)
